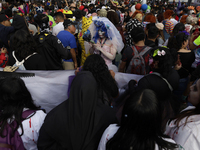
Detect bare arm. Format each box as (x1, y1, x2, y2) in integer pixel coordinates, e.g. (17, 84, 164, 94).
(189, 31, 200, 50)
(118, 61, 126, 73)
(64, 0, 69, 7)
(189, 41, 197, 50)
(70, 48, 77, 69)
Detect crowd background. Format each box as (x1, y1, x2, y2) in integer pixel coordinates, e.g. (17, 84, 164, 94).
(1, 0, 200, 150)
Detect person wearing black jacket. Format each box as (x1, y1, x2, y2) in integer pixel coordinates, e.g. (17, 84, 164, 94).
(0, 14, 14, 49)
(34, 14, 71, 70)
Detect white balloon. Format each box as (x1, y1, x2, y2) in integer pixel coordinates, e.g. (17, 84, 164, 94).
(131, 5, 136, 13)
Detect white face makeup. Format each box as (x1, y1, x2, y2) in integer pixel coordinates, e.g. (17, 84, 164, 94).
(98, 30, 105, 39)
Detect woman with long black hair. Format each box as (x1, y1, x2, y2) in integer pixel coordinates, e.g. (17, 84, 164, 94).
(98, 89, 182, 150)
(82, 54, 119, 105)
(168, 31, 195, 102)
(8, 29, 46, 70)
(0, 77, 46, 150)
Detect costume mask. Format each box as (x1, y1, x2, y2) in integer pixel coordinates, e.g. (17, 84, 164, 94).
(98, 30, 105, 39)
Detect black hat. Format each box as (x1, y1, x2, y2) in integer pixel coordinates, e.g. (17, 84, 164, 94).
(0, 14, 9, 22)
(63, 19, 77, 29)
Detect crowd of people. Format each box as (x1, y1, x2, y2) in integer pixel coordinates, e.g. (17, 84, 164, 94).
(1, 0, 200, 149)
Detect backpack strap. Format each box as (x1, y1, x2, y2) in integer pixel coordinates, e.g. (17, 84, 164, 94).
(24, 53, 37, 61)
(12, 51, 25, 67)
(12, 51, 37, 67)
(150, 72, 173, 91)
(132, 45, 150, 58)
(132, 45, 139, 56)
(22, 110, 36, 120)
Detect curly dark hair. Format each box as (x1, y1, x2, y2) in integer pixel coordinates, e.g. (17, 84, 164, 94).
(0, 77, 42, 138)
(11, 29, 37, 59)
(82, 54, 118, 103)
(151, 46, 174, 78)
(167, 32, 188, 51)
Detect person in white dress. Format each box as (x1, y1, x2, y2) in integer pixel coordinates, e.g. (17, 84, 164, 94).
(88, 17, 124, 72)
(165, 79, 200, 150)
(98, 89, 182, 150)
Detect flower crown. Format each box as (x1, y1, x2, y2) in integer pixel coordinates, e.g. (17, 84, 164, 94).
(94, 20, 110, 30)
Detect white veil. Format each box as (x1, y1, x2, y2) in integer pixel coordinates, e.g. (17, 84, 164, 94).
(88, 17, 124, 53)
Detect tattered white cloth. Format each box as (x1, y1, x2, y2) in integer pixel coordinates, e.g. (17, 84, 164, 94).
(0, 68, 143, 113)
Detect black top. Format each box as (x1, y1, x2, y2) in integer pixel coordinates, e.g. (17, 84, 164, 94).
(0, 24, 15, 49)
(37, 71, 117, 150)
(177, 51, 195, 79)
(8, 52, 46, 70)
(145, 39, 157, 48)
(34, 32, 71, 70)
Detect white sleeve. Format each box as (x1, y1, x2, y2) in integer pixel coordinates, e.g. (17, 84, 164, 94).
(97, 124, 119, 150)
(18, 110, 46, 150)
(52, 27, 56, 36)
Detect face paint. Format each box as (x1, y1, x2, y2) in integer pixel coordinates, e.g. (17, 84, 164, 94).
(98, 30, 105, 39)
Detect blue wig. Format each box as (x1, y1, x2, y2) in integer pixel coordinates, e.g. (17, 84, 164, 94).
(93, 20, 109, 43)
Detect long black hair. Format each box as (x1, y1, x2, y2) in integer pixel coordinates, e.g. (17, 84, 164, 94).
(11, 29, 37, 59)
(0, 77, 41, 137)
(106, 89, 178, 150)
(83, 54, 118, 104)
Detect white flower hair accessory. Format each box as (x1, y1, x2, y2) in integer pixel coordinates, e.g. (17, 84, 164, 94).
(157, 50, 166, 56)
(153, 49, 166, 57)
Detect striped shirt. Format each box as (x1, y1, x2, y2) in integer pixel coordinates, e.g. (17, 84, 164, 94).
(165, 20, 174, 34)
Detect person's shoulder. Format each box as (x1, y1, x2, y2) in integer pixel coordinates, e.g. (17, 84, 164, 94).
(29, 53, 43, 59)
(0, 25, 14, 31)
(33, 110, 46, 119)
(181, 106, 195, 112)
(162, 137, 176, 144)
(102, 124, 119, 138)
(167, 20, 173, 24)
(58, 30, 72, 37)
(22, 109, 46, 126)
(0, 24, 5, 29)
(124, 46, 133, 51)
(54, 22, 63, 28)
